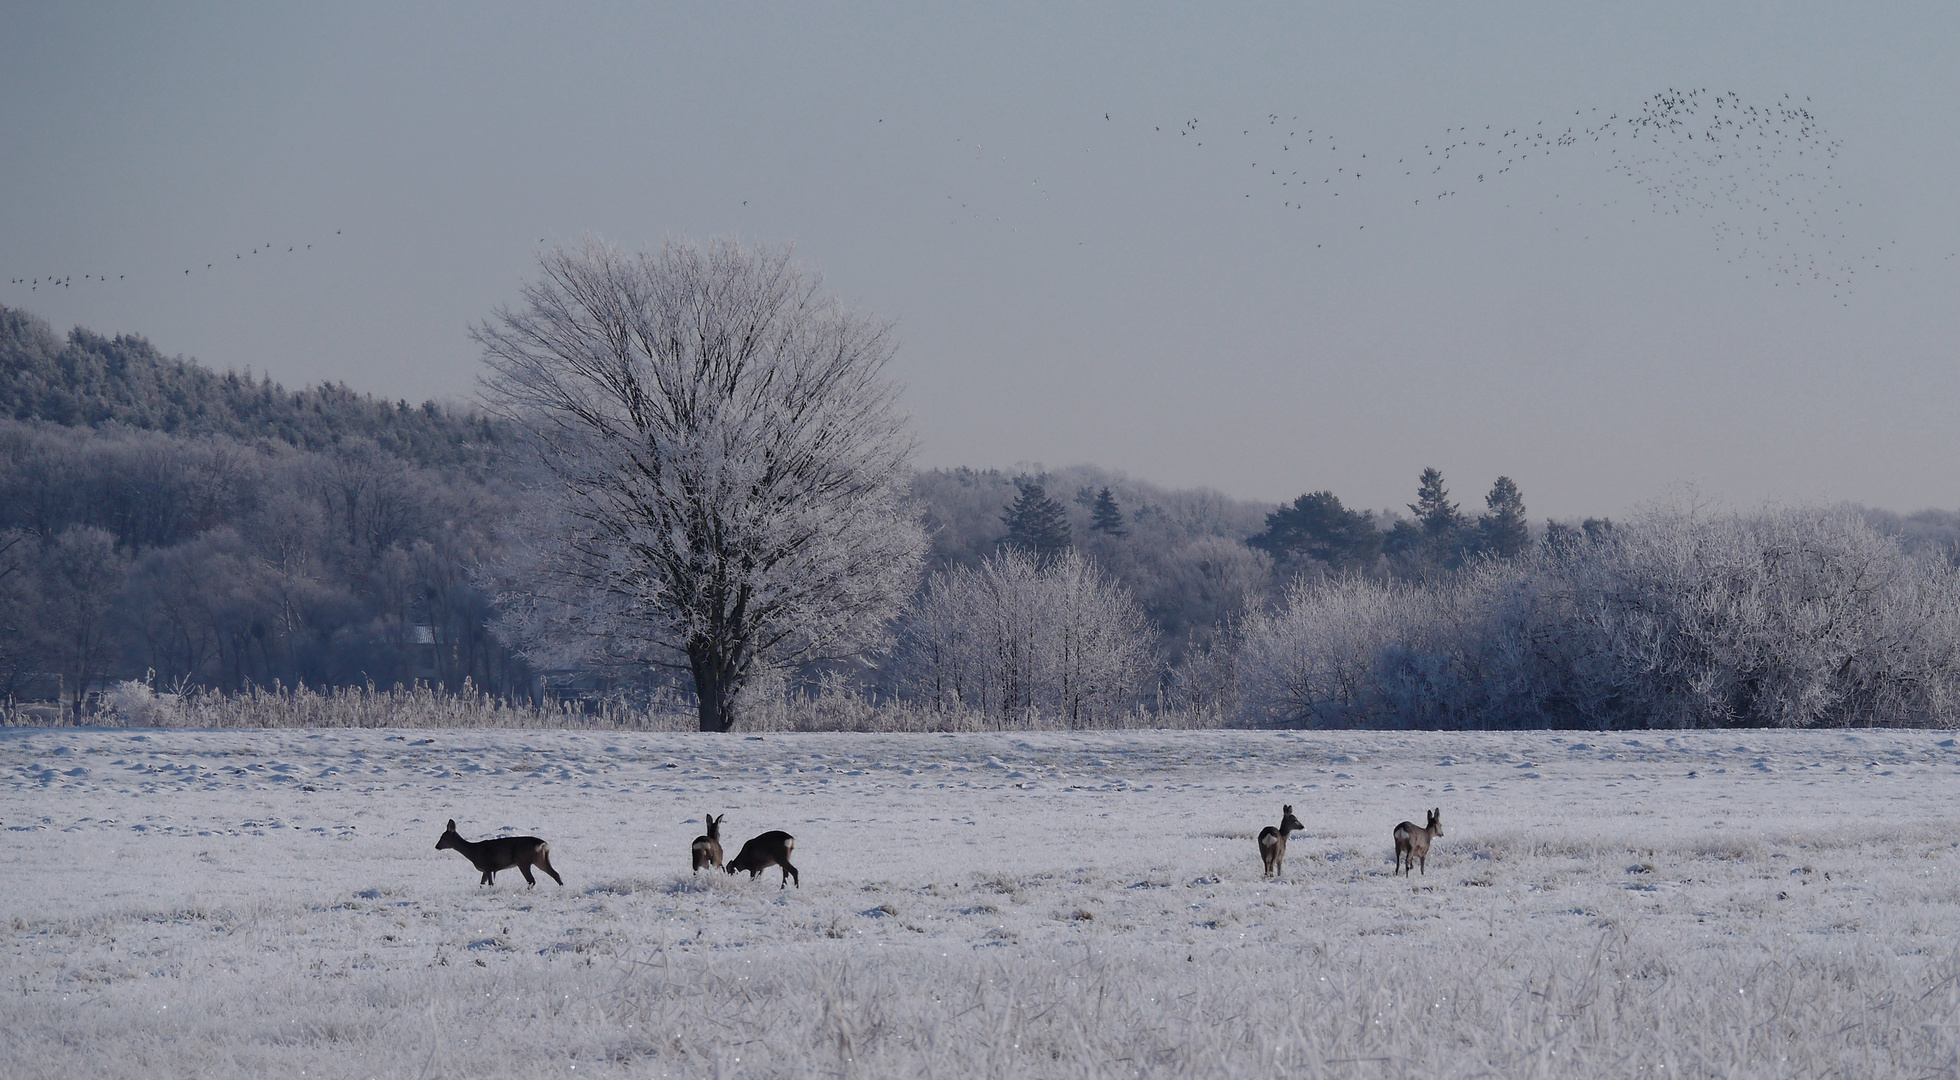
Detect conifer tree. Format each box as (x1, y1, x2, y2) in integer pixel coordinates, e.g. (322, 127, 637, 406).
(1089, 487, 1127, 537)
(1250, 490, 1379, 567)
(1388, 466, 1472, 574)
(1542, 519, 1582, 553)
(1477, 476, 1530, 558)
(1001, 479, 1073, 563)
(1409, 467, 1464, 538)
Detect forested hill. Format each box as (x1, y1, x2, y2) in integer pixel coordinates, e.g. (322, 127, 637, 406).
(0, 306, 514, 470)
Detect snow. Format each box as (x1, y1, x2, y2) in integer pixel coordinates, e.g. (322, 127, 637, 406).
(4, 726, 1960, 1078)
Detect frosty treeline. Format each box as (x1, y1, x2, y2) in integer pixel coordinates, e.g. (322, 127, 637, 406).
(8, 296, 1960, 729)
(0, 308, 535, 707)
(1239, 507, 1960, 729)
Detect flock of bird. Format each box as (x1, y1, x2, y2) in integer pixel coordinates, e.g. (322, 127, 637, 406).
(4, 231, 343, 293)
(1119, 88, 1879, 293)
(5, 90, 1897, 299)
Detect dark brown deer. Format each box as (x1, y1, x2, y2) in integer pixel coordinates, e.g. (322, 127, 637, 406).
(1258, 804, 1306, 878)
(436, 819, 563, 888)
(726, 830, 798, 889)
(1393, 808, 1443, 877)
(691, 812, 724, 874)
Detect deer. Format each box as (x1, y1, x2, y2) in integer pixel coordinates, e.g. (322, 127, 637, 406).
(1258, 804, 1306, 878)
(691, 812, 725, 874)
(1393, 808, 1443, 877)
(435, 819, 563, 888)
(726, 829, 799, 889)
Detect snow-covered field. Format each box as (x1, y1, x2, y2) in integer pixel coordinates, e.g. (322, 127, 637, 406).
(4, 726, 1960, 1079)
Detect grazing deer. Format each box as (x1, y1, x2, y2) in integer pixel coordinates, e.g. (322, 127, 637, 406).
(1393, 808, 1443, 877)
(726, 830, 798, 889)
(691, 812, 725, 874)
(1258, 804, 1306, 878)
(436, 819, 563, 888)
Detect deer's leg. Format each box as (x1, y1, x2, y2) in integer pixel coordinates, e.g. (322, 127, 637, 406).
(481, 870, 494, 886)
(781, 861, 799, 889)
(537, 855, 563, 886)
(519, 863, 537, 887)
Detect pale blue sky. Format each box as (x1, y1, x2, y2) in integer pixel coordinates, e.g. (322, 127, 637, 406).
(3, 3, 1955, 518)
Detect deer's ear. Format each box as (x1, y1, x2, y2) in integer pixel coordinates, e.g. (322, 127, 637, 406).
(446, 819, 456, 831)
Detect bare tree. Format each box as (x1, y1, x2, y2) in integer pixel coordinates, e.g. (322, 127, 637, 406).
(34, 526, 131, 721)
(475, 238, 927, 731)
(0, 530, 35, 699)
(901, 549, 1154, 727)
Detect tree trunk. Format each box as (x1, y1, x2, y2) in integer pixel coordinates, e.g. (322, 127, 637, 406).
(691, 650, 737, 733)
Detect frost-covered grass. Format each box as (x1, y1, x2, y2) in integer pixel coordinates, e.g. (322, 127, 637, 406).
(20, 680, 1224, 733)
(4, 727, 1960, 1078)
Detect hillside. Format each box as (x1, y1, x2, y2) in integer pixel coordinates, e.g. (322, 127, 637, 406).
(0, 306, 515, 470)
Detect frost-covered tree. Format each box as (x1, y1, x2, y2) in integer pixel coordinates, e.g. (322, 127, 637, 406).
(900, 549, 1154, 727)
(1236, 573, 1487, 728)
(1517, 507, 1960, 728)
(475, 238, 928, 732)
(1147, 536, 1271, 658)
(1236, 505, 1960, 730)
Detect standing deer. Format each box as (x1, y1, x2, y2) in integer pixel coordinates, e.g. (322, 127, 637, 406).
(1393, 808, 1443, 877)
(691, 812, 725, 874)
(436, 819, 563, 888)
(726, 830, 799, 889)
(1258, 804, 1306, 878)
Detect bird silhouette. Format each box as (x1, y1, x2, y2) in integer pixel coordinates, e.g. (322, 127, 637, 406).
(1113, 88, 1866, 287)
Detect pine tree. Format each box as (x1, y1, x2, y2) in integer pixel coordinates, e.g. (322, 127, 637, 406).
(1387, 467, 1472, 574)
(1542, 519, 1582, 553)
(1409, 467, 1464, 538)
(1477, 476, 1529, 558)
(1543, 515, 1614, 554)
(1089, 487, 1127, 537)
(1001, 479, 1073, 563)
(1250, 490, 1379, 566)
